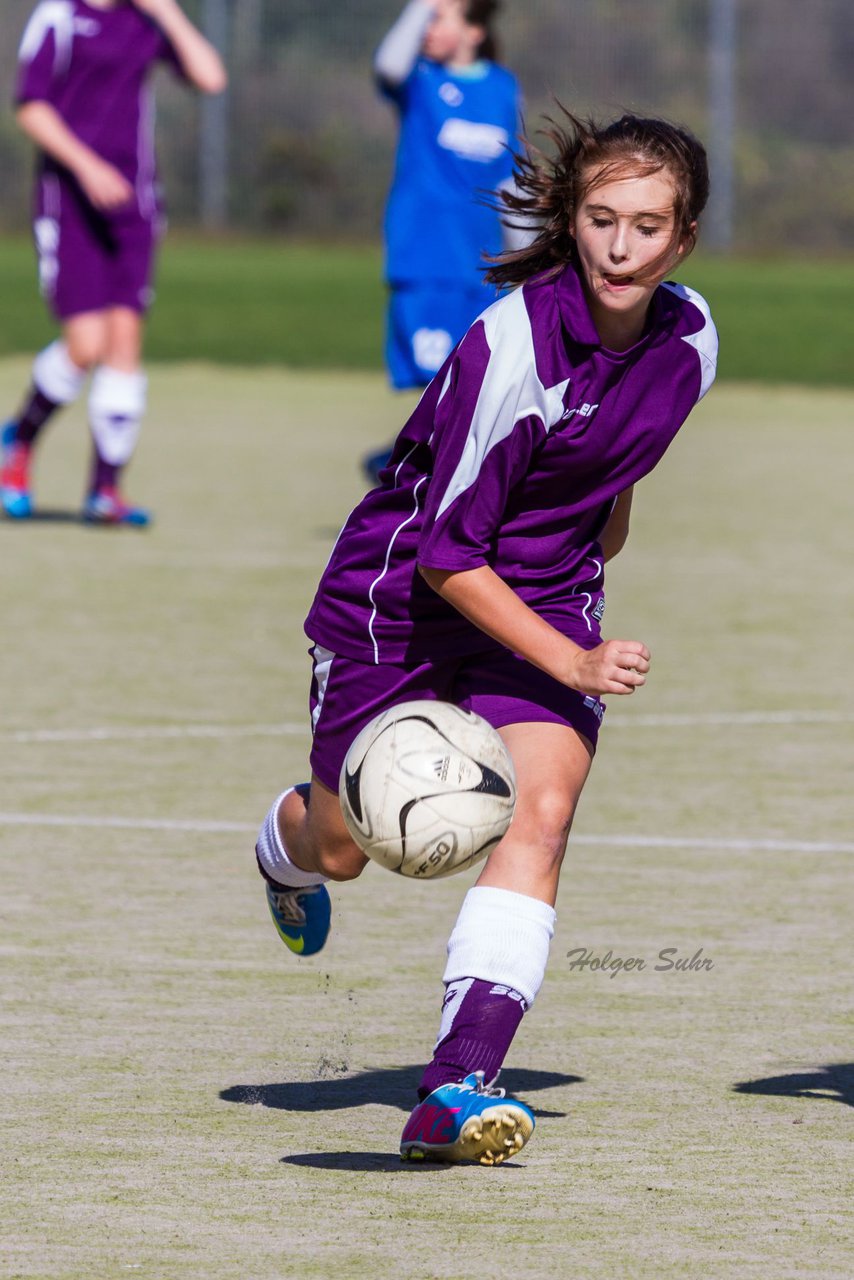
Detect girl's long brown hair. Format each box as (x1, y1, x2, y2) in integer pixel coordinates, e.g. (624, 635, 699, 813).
(465, 0, 500, 61)
(486, 109, 710, 289)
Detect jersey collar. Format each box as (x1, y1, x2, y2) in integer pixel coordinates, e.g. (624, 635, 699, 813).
(555, 259, 666, 355)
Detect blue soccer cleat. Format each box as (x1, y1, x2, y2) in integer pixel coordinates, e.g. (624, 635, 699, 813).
(1, 422, 33, 519)
(400, 1071, 535, 1165)
(264, 880, 331, 957)
(82, 487, 151, 527)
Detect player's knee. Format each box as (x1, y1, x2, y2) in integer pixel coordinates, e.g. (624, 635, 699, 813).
(65, 331, 104, 370)
(513, 788, 576, 868)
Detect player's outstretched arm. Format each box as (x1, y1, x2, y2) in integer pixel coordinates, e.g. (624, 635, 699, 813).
(131, 0, 227, 94)
(419, 563, 650, 697)
(15, 102, 133, 210)
(374, 0, 436, 87)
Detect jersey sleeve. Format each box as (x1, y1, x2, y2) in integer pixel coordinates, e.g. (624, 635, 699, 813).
(376, 57, 422, 110)
(15, 2, 73, 106)
(417, 296, 554, 573)
(374, 1, 432, 105)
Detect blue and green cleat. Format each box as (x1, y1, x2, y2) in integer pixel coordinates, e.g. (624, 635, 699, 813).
(264, 880, 331, 957)
(400, 1071, 535, 1165)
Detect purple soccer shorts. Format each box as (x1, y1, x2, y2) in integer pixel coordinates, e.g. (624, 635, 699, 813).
(307, 644, 605, 793)
(34, 173, 161, 320)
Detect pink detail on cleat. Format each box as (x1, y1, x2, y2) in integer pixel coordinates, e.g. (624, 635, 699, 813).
(400, 1103, 462, 1146)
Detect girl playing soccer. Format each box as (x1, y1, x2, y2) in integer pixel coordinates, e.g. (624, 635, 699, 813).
(255, 112, 718, 1165)
(363, 0, 525, 480)
(0, 0, 226, 525)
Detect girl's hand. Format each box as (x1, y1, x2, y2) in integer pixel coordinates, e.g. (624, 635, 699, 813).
(563, 639, 651, 697)
(129, 0, 228, 94)
(420, 564, 650, 699)
(76, 155, 134, 211)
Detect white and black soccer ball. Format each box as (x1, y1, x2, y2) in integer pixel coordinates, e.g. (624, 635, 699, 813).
(339, 700, 517, 879)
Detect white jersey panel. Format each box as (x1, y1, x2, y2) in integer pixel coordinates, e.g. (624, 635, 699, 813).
(662, 281, 718, 400)
(434, 288, 570, 521)
(18, 0, 75, 77)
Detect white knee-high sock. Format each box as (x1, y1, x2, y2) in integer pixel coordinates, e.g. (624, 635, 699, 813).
(32, 340, 87, 405)
(88, 366, 147, 466)
(417, 886, 556, 1097)
(442, 885, 556, 1007)
(255, 789, 328, 888)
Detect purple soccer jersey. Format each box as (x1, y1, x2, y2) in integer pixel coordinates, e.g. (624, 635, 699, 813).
(305, 260, 717, 664)
(16, 1, 180, 209)
(16, 1, 184, 317)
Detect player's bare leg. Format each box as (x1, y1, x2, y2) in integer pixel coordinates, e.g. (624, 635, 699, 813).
(278, 778, 369, 882)
(477, 720, 594, 905)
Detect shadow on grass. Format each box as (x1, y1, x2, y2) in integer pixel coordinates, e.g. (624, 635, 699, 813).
(278, 1150, 530, 1172)
(221, 1064, 582, 1117)
(1, 508, 145, 528)
(2, 508, 83, 525)
(733, 1062, 854, 1107)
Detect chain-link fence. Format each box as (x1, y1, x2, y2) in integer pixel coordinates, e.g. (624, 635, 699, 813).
(1, 0, 851, 250)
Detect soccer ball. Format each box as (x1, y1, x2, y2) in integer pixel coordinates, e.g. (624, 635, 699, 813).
(338, 700, 517, 879)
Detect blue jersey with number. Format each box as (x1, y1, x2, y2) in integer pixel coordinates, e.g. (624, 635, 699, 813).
(382, 58, 521, 288)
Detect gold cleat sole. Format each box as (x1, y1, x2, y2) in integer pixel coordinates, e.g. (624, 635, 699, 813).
(400, 1103, 534, 1166)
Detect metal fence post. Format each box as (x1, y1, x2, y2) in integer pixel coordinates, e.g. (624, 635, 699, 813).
(200, 0, 230, 229)
(706, 0, 737, 251)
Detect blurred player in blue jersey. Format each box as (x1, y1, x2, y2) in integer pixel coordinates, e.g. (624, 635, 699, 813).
(0, 0, 226, 526)
(362, 0, 526, 481)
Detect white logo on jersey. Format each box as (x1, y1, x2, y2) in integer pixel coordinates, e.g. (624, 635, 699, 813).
(439, 82, 464, 107)
(561, 401, 599, 421)
(412, 328, 453, 373)
(436, 118, 509, 162)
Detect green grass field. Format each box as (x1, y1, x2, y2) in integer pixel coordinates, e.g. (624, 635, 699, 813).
(0, 235, 852, 384)
(1, 359, 852, 1279)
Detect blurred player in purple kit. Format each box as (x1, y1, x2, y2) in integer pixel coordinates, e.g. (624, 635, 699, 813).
(363, 0, 526, 481)
(0, 0, 226, 525)
(255, 111, 717, 1165)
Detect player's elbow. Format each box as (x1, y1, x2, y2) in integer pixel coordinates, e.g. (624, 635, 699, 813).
(15, 100, 46, 132)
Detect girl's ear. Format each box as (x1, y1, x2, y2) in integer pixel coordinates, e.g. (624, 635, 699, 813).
(676, 220, 698, 257)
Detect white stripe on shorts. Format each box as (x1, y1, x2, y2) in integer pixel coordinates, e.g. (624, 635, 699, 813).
(310, 644, 336, 733)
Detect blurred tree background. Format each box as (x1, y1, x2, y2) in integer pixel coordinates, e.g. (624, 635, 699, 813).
(0, 0, 851, 250)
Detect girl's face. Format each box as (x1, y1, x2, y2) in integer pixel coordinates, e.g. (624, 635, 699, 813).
(570, 166, 694, 349)
(423, 0, 484, 66)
